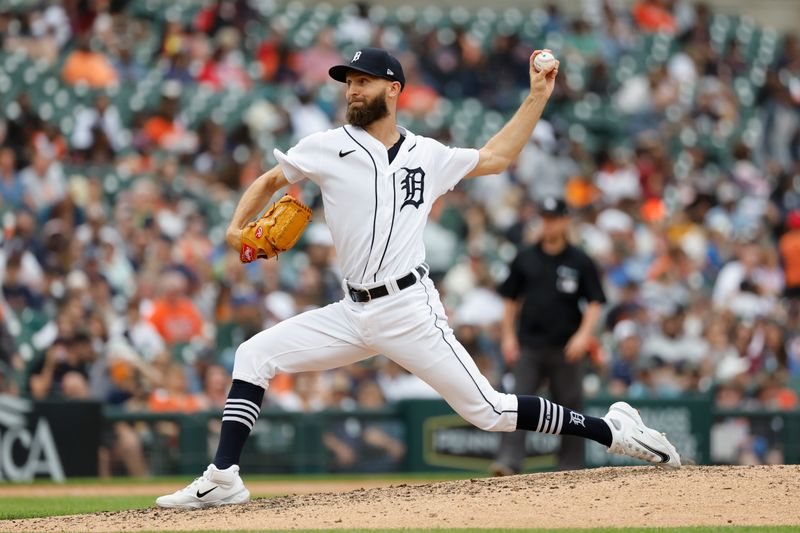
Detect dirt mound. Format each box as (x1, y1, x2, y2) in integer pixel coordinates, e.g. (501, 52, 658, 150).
(2, 465, 799, 532)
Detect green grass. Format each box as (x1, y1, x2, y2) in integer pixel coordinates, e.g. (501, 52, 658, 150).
(0, 496, 155, 519)
(0, 473, 483, 521)
(13, 471, 482, 486)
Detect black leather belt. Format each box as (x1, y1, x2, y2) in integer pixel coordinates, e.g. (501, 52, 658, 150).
(347, 264, 428, 303)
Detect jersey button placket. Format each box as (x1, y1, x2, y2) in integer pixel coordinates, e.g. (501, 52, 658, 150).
(372, 170, 391, 280)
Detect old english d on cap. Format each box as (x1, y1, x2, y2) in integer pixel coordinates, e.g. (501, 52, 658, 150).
(329, 47, 406, 89)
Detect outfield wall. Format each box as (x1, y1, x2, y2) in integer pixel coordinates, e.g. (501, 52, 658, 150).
(3, 394, 799, 480)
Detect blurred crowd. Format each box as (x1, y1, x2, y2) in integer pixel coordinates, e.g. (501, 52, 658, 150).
(1, 0, 800, 470)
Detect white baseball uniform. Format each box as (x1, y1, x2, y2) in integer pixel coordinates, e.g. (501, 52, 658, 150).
(232, 125, 518, 432)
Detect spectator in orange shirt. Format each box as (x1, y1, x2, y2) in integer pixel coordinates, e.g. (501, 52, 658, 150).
(397, 64, 439, 118)
(142, 113, 176, 146)
(147, 271, 205, 346)
(61, 34, 118, 88)
(148, 363, 209, 448)
(780, 210, 800, 298)
(148, 363, 209, 413)
(140, 94, 197, 153)
(632, 0, 677, 34)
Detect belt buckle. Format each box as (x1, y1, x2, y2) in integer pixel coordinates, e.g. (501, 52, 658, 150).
(349, 286, 371, 302)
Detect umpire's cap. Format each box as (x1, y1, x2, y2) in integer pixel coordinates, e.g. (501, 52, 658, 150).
(538, 196, 570, 217)
(329, 47, 405, 90)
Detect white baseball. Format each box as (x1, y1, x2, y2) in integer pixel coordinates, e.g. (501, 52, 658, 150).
(533, 51, 556, 73)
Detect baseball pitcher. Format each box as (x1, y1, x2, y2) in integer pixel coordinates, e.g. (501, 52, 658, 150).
(157, 47, 680, 509)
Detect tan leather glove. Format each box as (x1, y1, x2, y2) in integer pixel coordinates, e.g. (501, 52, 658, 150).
(239, 195, 312, 262)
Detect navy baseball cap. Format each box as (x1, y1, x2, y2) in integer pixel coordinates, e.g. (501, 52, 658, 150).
(329, 47, 405, 90)
(538, 197, 570, 217)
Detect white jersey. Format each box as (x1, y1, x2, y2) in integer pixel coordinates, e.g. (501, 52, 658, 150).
(274, 125, 478, 284)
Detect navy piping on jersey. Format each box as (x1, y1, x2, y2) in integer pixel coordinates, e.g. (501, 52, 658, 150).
(374, 170, 397, 281)
(420, 279, 516, 417)
(343, 126, 378, 284)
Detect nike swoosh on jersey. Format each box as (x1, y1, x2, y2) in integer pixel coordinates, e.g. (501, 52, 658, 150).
(339, 149, 356, 157)
(632, 437, 670, 463)
(196, 486, 218, 498)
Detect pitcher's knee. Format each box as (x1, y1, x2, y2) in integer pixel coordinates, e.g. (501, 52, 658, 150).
(232, 338, 270, 385)
(233, 338, 257, 365)
(471, 412, 515, 432)
(472, 418, 500, 432)
(461, 394, 517, 431)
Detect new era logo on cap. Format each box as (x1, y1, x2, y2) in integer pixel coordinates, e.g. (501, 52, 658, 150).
(329, 48, 406, 90)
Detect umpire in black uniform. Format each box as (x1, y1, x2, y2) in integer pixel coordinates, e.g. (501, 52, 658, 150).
(491, 197, 606, 474)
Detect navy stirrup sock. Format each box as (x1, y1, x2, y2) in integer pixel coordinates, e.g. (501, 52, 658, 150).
(516, 395, 612, 447)
(213, 379, 265, 469)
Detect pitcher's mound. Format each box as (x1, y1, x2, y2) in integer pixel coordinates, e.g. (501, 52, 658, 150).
(3, 465, 799, 532)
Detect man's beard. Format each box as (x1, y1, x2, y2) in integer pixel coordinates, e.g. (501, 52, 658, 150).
(346, 90, 389, 128)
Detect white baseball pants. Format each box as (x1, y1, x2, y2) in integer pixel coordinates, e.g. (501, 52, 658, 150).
(232, 272, 518, 432)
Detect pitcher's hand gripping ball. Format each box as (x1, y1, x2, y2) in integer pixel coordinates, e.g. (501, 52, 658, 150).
(240, 195, 312, 262)
(533, 51, 557, 73)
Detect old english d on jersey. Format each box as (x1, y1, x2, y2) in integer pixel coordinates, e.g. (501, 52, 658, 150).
(274, 125, 478, 284)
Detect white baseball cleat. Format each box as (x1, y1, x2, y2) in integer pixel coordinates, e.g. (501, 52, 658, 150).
(602, 401, 681, 468)
(156, 464, 250, 509)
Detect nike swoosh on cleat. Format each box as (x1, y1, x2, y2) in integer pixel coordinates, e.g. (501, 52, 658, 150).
(339, 149, 356, 157)
(632, 437, 670, 463)
(196, 486, 218, 498)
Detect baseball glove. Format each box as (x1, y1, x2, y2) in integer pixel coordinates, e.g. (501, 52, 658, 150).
(239, 195, 312, 263)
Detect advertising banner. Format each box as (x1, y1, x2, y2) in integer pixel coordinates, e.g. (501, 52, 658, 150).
(0, 395, 101, 481)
